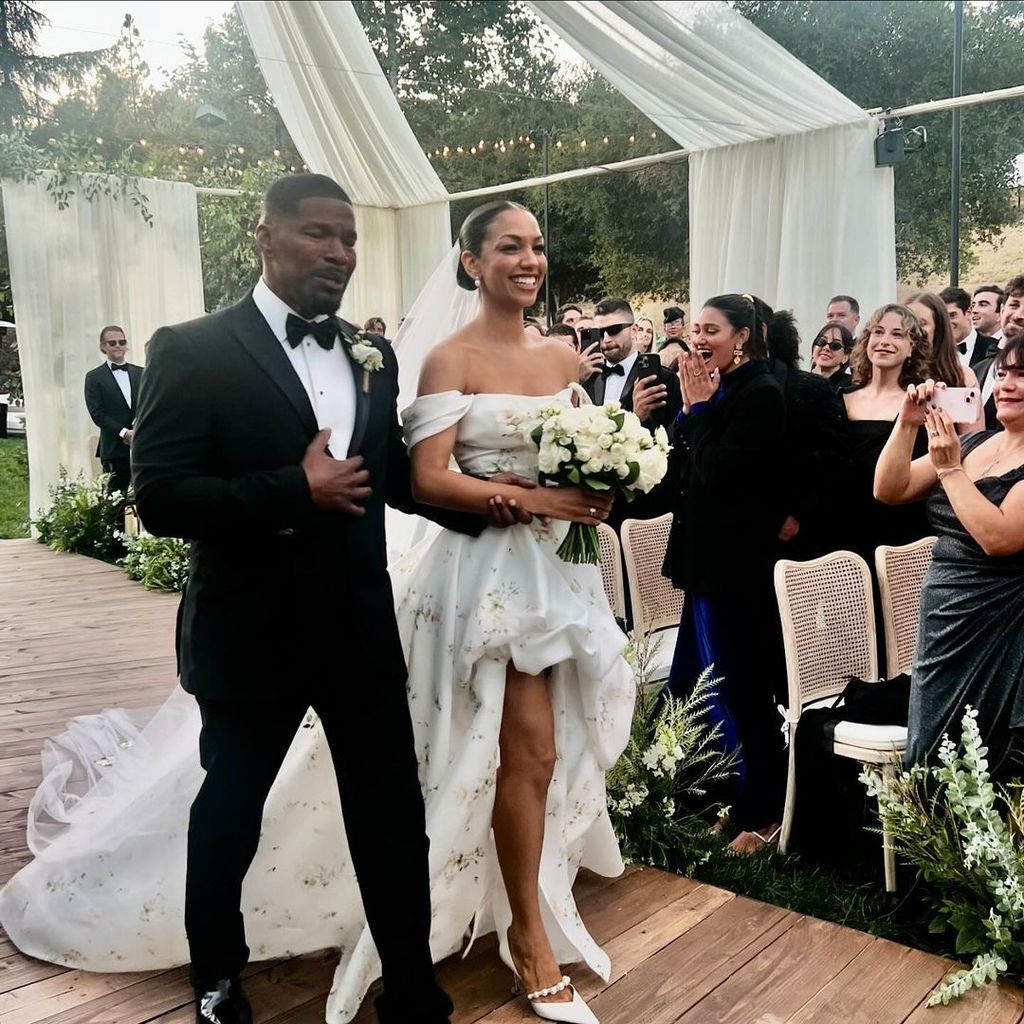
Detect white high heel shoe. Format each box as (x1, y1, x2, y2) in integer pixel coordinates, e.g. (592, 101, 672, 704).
(500, 929, 600, 1024)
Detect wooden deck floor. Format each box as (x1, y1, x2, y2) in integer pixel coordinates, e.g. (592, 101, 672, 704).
(1, 539, 1021, 1024)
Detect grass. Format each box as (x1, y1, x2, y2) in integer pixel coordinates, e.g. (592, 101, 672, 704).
(0, 437, 29, 538)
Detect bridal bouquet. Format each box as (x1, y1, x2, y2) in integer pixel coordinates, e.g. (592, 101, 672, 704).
(505, 401, 671, 564)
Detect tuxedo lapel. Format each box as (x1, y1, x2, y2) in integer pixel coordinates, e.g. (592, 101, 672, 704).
(340, 321, 372, 457)
(128, 364, 143, 415)
(592, 372, 607, 405)
(231, 298, 317, 436)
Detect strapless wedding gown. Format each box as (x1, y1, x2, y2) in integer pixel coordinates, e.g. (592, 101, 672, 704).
(0, 389, 635, 1023)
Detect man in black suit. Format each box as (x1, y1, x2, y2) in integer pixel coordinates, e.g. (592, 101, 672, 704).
(974, 275, 1024, 431)
(940, 286, 996, 369)
(84, 325, 142, 497)
(132, 174, 530, 1024)
(584, 296, 681, 529)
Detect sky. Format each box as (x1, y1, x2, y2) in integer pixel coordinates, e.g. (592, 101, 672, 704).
(35, 1, 235, 85)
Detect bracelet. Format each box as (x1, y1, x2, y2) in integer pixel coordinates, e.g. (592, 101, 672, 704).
(937, 466, 965, 481)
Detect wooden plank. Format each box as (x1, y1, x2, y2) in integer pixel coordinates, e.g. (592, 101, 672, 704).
(586, 896, 799, 1024)
(903, 973, 1024, 1024)
(785, 937, 950, 1024)
(673, 915, 873, 1024)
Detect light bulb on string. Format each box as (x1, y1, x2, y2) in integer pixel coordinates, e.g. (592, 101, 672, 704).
(629, 134, 635, 143)
(178, 146, 186, 155)
(529, 142, 536, 150)
(556, 140, 562, 148)
(237, 146, 245, 154)
(580, 139, 587, 149)
(470, 146, 477, 154)
(603, 136, 609, 144)
(95, 136, 103, 145)
(456, 146, 464, 154)
(138, 138, 147, 147)
(651, 131, 657, 138)
(197, 147, 204, 156)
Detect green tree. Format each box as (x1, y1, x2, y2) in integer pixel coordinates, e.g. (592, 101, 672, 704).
(735, 0, 1024, 280)
(0, 1, 107, 131)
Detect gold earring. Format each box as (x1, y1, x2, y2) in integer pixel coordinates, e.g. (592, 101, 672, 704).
(733, 345, 743, 366)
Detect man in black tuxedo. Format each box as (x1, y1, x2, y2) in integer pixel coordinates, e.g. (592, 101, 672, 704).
(84, 325, 142, 496)
(940, 286, 997, 369)
(132, 174, 530, 1024)
(584, 296, 681, 529)
(974, 275, 1024, 431)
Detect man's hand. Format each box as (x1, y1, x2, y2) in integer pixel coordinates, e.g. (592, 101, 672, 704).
(578, 342, 603, 384)
(486, 472, 538, 527)
(632, 375, 667, 423)
(121, 429, 134, 445)
(302, 429, 372, 515)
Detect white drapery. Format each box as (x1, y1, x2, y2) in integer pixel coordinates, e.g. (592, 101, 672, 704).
(237, 1, 451, 334)
(529, 0, 897, 345)
(3, 174, 205, 518)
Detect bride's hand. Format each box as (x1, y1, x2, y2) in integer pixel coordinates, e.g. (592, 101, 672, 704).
(535, 486, 614, 525)
(486, 473, 539, 526)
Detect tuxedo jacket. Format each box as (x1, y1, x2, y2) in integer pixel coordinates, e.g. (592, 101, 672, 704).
(968, 333, 999, 370)
(84, 362, 143, 460)
(974, 352, 1004, 432)
(584, 360, 682, 526)
(131, 294, 482, 701)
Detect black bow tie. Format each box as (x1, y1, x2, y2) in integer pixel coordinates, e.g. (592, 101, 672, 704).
(601, 362, 625, 379)
(285, 313, 338, 351)
(110, 363, 128, 372)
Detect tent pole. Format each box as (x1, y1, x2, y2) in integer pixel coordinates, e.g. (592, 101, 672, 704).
(543, 131, 551, 326)
(950, 0, 964, 286)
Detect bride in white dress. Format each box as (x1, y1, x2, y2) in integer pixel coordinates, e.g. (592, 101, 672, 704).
(0, 202, 635, 1024)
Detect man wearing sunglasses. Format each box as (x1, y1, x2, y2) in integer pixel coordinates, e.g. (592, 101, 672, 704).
(585, 297, 681, 528)
(84, 325, 143, 499)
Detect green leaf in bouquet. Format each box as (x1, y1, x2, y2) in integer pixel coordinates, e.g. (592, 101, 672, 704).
(612, 412, 625, 431)
(624, 461, 641, 486)
(531, 426, 544, 445)
(567, 467, 581, 484)
(585, 478, 612, 491)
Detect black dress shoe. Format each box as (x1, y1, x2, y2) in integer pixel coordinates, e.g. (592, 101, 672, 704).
(194, 979, 253, 1024)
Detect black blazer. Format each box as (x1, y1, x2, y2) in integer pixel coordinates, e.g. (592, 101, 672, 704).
(974, 351, 1004, 432)
(663, 361, 785, 596)
(770, 360, 845, 559)
(968, 333, 999, 370)
(585, 358, 682, 527)
(84, 362, 143, 459)
(131, 295, 482, 701)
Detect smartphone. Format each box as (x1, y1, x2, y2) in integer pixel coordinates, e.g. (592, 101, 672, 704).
(635, 353, 661, 379)
(579, 327, 601, 348)
(928, 386, 978, 424)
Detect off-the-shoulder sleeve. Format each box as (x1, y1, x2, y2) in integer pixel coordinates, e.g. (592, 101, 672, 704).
(402, 390, 474, 449)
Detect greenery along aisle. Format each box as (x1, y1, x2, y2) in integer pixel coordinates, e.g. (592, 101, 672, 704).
(0, 437, 28, 538)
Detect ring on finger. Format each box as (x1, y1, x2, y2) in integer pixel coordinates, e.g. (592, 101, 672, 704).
(588, 506, 597, 516)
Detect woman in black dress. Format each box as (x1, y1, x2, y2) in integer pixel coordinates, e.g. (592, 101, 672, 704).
(663, 294, 787, 853)
(840, 304, 932, 563)
(875, 336, 1024, 776)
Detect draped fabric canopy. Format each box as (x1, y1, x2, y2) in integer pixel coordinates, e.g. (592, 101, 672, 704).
(3, 175, 205, 518)
(237, 0, 451, 333)
(239, 0, 895, 352)
(527, 0, 896, 347)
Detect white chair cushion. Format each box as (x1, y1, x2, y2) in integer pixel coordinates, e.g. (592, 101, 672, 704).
(833, 721, 908, 749)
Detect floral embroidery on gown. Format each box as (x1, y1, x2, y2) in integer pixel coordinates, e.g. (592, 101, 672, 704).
(0, 388, 635, 1023)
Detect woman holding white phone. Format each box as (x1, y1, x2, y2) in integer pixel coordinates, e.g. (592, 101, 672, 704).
(906, 291, 985, 434)
(874, 335, 1024, 776)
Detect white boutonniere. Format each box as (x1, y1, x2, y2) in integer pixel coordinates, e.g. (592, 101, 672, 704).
(342, 328, 384, 392)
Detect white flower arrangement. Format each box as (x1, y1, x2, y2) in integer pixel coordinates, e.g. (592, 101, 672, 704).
(862, 706, 1024, 1005)
(504, 400, 671, 563)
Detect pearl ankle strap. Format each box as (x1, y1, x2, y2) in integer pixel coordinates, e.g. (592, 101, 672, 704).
(527, 976, 572, 1001)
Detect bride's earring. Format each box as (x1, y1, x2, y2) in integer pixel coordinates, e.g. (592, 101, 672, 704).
(473, 278, 481, 289)
(732, 344, 743, 366)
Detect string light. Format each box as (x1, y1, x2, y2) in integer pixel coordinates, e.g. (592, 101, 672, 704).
(138, 138, 147, 146)
(95, 136, 103, 145)
(236, 145, 245, 154)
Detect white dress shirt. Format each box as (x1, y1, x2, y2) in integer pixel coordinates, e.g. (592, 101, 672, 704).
(603, 350, 637, 405)
(957, 328, 977, 370)
(108, 361, 132, 406)
(252, 277, 356, 458)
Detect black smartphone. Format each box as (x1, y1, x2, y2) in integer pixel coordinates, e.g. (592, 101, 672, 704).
(579, 327, 601, 348)
(635, 353, 661, 378)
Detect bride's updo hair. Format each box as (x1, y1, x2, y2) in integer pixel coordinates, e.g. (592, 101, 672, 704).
(456, 200, 530, 291)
